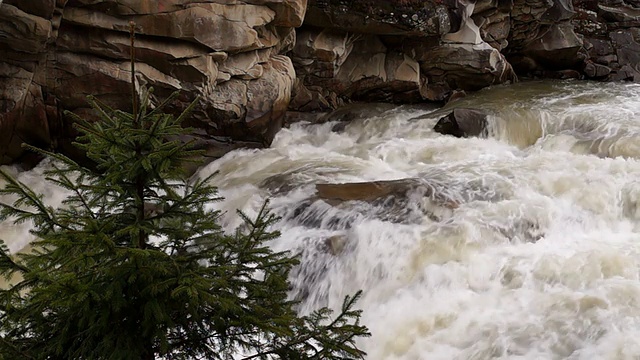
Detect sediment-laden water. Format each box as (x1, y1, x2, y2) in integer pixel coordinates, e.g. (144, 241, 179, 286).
(4, 80, 640, 359)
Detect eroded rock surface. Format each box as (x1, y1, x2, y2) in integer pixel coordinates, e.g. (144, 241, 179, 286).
(0, 0, 305, 167)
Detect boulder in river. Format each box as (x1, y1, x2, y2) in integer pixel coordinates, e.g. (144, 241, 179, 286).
(316, 180, 439, 206)
(315, 179, 460, 218)
(433, 108, 489, 138)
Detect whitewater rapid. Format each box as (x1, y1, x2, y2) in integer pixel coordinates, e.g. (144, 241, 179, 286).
(4, 80, 640, 359)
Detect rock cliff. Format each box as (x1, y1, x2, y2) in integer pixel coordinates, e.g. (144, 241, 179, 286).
(1, 0, 640, 168)
(1, 0, 304, 166)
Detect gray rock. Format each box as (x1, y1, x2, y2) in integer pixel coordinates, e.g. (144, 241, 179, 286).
(434, 108, 489, 138)
(584, 62, 612, 77)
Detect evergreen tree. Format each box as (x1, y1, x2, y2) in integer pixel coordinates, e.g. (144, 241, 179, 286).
(0, 26, 369, 360)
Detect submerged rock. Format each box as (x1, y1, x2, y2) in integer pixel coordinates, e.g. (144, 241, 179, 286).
(433, 108, 489, 138)
(325, 234, 348, 256)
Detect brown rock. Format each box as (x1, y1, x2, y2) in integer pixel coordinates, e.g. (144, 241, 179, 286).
(315, 179, 460, 209)
(584, 62, 612, 78)
(0, 4, 51, 54)
(205, 55, 295, 144)
(62, 5, 276, 52)
(420, 43, 516, 91)
(508, 0, 585, 73)
(69, 0, 308, 27)
(325, 235, 347, 255)
(610, 30, 640, 69)
(434, 108, 489, 138)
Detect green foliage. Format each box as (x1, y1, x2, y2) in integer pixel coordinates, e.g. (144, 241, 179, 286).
(0, 88, 370, 359)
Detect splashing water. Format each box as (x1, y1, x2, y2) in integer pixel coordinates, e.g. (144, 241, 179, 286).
(4, 80, 640, 358)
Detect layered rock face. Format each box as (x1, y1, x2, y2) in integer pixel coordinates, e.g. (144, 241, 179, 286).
(573, 0, 640, 80)
(0, 0, 305, 166)
(289, 0, 518, 108)
(4, 0, 640, 168)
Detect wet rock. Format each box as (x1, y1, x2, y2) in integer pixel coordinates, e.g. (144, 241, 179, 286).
(610, 64, 640, 81)
(0, 62, 51, 165)
(259, 171, 302, 194)
(496, 220, 545, 243)
(280, 180, 435, 228)
(325, 234, 348, 255)
(446, 89, 467, 104)
(544, 69, 582, 79)
(610, 30, 640, 69)
(315, 179, 460, 209)
(434, 108, 489, 138)
(584, 62, 612, 78)
(586, 37, 614, 58)
(291, 0, 525, 111)
(280, 175, 509, 231)
(507, 0, 584, 73)
(446, 0, 484, 45)
(473, 10, 511, 51)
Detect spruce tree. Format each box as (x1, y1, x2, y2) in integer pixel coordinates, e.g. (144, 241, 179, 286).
(0, 24, 369, 360)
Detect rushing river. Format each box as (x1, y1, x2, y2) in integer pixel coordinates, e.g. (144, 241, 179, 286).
(4, 80, 640, 359)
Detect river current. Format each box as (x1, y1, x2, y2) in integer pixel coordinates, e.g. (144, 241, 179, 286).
(3, 80, 640, 359)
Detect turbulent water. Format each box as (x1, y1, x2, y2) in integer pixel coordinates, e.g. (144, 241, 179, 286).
(4, 80, 640, 359)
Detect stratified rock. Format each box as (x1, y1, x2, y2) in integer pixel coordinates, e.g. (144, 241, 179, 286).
(291, 29, 427, 107)
(289, 179, 461, 226)
(305, 0, 451, 36)
(434, 108, 489, 138)
(0, 4, 51, 54)
(0, 0, 307, 166)
(292, 0, 519, 111)
(508, 0, 583, 71)
(62, 5, 277, 53)
(610, 29, 640, 68)
(168, 131, 262, 176)
(420, 43, 516, 92)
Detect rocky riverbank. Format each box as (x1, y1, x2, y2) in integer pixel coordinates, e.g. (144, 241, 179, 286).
(2, 0, 640, 168)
